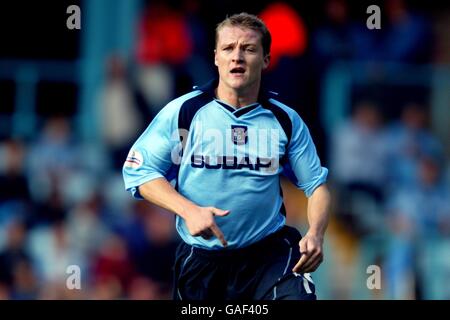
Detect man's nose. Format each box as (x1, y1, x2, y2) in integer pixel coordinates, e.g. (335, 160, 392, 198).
(231, 48, 244, 62)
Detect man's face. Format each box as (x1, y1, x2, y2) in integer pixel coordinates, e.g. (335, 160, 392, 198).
(215, 26, 270, 93)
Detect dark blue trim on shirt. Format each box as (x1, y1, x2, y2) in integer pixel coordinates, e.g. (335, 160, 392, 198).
(176, 87, 214, 190)
(259, 99, 293, 147)
(233, 104, 259, 117)
(215, 100, 236, 113)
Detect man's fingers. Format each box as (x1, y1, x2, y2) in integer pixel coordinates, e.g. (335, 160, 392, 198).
(292, 252, 310, 273)
(211, 208, 230, 217)
(303, 258, 322, 273)
(299, 252, 323, 272)
(292, 238, 309, 272)
(210, 223, 228, 247)
(301, 259, 321, 273)
(200, 230, 213, 240)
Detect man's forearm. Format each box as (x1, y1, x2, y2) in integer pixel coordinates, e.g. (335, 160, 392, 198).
(138, 177, 197, 220)
(306, 184, 331, 238)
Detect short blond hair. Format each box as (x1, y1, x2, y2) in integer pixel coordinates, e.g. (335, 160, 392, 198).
(215, 12, 271, 56)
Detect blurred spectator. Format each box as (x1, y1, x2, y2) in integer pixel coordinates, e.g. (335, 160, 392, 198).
(340, 2, 378, 62)
(380, 0, 433, 63)
(331, 101, 388, 235)
(31, 181, 66, 226)
(312, 0, 353, 69)
(97, 54, 144, 170)
(181, 0, 216, 86)
(127, 276, 161, 300)
(135, 0, 194, 113)
(27, 117, 78, 204)
(346, 0, 432, 64)
(0, 219, 37, 299)
(26, 116, 103, 226)
(27, 220, 85, 298)
(309, 0, 358, 154)
(10, 259, 38, 299)
(65, 192, 111, 259)
(0, 140, 31, 241)
(125, 201, 179, 299)
(385, 103, 444, 190)
(90, 232, 136, 299)
(384, 155, 450, 299)
(331, 101, 388, 190)
(0, 140, 30, 204)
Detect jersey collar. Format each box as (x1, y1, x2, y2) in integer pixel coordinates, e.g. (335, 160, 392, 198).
(194, 78, 277, 117)
(214, 99, 260, 118)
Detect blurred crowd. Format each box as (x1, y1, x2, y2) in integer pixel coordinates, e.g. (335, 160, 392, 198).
(0, 119, 179, 299)
(0, 0, 449, 299)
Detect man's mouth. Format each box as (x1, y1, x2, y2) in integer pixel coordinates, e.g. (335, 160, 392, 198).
(230, 67, 245, 74)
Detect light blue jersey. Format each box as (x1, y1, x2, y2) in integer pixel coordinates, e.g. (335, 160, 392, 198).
(123, 79, 328, 250)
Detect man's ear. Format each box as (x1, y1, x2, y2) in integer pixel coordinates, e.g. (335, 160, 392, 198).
(262, 54, 270, 70)
(214, 49, 218, 67)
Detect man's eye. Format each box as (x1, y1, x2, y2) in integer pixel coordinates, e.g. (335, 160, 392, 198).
(223, 47, 232, 51)
(246, 48, 256, 52)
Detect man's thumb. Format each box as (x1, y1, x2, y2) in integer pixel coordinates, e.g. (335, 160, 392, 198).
(212, 208, 230, 217)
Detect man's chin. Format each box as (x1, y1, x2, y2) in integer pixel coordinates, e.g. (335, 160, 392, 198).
(228, 79, 249, 91)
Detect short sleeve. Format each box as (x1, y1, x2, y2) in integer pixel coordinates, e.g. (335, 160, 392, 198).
(122, 101, 182, 199)
(287, 113, 328, 197)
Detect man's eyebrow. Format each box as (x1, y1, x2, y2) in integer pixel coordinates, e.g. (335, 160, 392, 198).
(221, 41, 236, 47)
(220, 41, 258, 48)
(241, 43, 257, 47)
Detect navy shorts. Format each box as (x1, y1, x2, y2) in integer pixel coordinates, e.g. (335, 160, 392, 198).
(173, 225, 316, 300)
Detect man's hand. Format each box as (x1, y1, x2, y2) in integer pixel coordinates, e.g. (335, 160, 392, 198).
(137, 179, 231, 247)
(292, 232, 324, 273)
(184, 206, 230, 247)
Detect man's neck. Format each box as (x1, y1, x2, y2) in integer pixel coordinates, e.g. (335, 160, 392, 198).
(215, 81, 260, 109)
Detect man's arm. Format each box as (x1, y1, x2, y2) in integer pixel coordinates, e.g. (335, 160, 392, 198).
(292, 183, 331, 273)
(138, 178, 230, 246)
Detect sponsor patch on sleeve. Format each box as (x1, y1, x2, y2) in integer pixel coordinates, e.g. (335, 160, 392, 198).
(124, 149, 143, 169)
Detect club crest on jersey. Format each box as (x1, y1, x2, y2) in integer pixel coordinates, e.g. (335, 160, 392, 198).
(124, 149, 143, 169)
(231, 125, 248, 145)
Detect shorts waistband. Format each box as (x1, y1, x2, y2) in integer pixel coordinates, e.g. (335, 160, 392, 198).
(188, 225, 295, 259)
